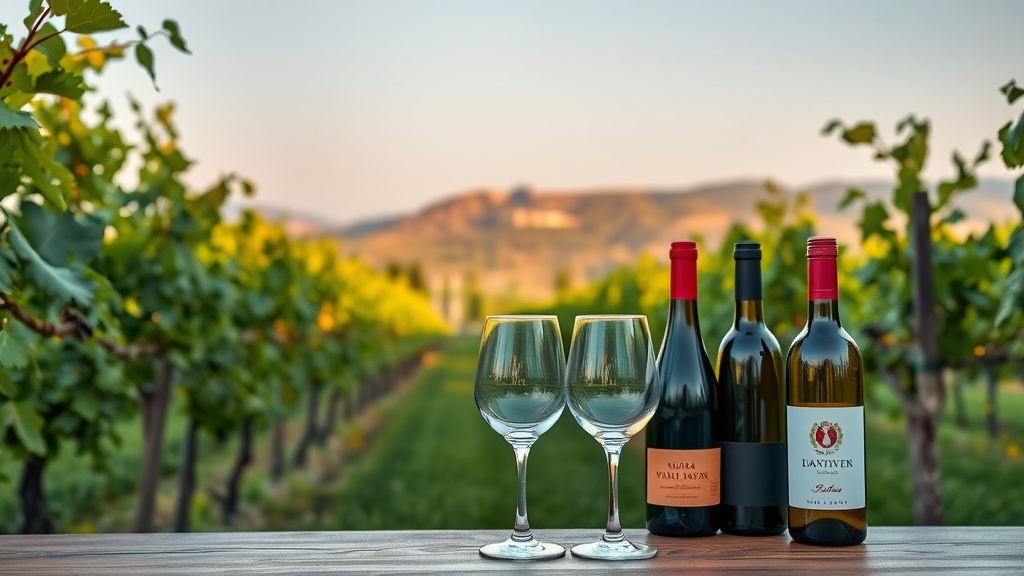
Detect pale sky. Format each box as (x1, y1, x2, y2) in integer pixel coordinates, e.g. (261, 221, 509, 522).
(8, 0, 1023, 224)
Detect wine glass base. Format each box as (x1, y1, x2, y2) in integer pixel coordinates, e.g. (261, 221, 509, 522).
(570, 538, 657, 561)
(479, 537, 565, 561)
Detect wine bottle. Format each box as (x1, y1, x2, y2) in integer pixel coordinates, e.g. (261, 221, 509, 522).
(715, 241, 787, 536)
(786, 236, 867, 546)
(646, 241, 720, 537)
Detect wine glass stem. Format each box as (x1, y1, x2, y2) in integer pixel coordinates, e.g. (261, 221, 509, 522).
(603, 444, 624, 543)
(512, 445, 533, 542)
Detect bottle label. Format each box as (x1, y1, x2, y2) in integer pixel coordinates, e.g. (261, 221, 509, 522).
(786, 406, 865, 510)
(720, 441, 787, 507)
(646, 447, 721, 507)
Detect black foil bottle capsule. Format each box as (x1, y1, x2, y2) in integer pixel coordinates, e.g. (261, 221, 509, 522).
(714, 241, 787, 536)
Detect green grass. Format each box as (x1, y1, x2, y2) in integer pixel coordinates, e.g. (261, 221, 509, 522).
(326, 336, 1024, 529)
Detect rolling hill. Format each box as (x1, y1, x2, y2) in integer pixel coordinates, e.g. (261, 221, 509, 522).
(328, 179, 1017, 306)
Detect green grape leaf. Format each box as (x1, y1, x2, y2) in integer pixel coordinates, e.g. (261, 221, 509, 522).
(995, 267, 1024, 327)
(46, 0, 84, 17)
(1001, 79, 1024, 105)
(134, 43, 156, 88)
(20, 201, 107, 265)
(25, 0, 45, 28)
(1010, 110, 1024, 152)
(31, 23, 66, 68)
(998, 122, 1022, 168)
(33, 68, 86, 99)
(4, 209, 94, 304)
(72, 391, 99, 421)
(839, 187, 866, 210)
(1015, 176, 1024, 217)
(821, 119, 842, 136)
(0, 101, 38, 130)
(0, 247, 15, 292)
(942, 208, 966, 225)
(842, 122, 876, 145)
(0, 369, 13, 396)
(63, 0, 127, 34)
(1008, 228, 1024, 266)
(0, 62, 34, 100)
(0, 326, 30, 369)
(859, 201, 889, 240)
(10, 401, 46, 456)
(162, 19, 190, 54)
(14, 129, 71, 209)
(973, 140, 991, 167)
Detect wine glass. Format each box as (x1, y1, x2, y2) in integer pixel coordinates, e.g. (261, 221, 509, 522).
(474, 315, 567, 560)
(564, 314, 661, 560)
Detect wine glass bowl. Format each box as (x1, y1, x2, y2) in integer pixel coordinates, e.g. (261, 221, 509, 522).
(473, 315, 566, 560)
(564, 314, 660, 561)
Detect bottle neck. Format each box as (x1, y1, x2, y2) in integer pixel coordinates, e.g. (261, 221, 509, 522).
(807, 299, 842, 327)
(734, 257, 763, 324)
(668, 299, 701, 329)
(670, 257, 697, 300)
(807, 256, 841, 326)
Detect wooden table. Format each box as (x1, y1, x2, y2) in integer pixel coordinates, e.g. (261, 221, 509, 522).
(1, 527, 1021, 575)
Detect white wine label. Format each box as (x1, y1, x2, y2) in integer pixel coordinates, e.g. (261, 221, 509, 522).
(787, 406, 865, 510)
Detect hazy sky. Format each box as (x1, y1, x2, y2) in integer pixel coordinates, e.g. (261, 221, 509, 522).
(10, 0, 1023, 224)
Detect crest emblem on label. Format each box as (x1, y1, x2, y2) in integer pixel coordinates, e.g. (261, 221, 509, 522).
(809, 421, 843, 455)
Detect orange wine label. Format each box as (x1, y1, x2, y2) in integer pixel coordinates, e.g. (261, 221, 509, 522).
(646, 447, 721, 507)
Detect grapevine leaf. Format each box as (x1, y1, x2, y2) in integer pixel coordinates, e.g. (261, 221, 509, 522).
(64, 1, 127, 34)
(46, 0, 83, 17)
(937, 182, 955, 208)
(1010, 110, 1024, 156)
(0, 62, 34, 100)
(20, 201, 107, 265)
(134, 43, 156, 88)
(33, 68, 86, 99)
(24, 0, 45, 29)
(31, 23, 66, 68)
(859, 201, 889, 241)
(0, 369, 13, 396)
(821, 119, 842, 136)
(136, 25, 147, 39)
(839, 187, 866, 210)
(1001, 79, 1024, 105)
(0, 247, 14, 292)
(995, 268, 1024, 327)
(16, 129, 71, 209)
(1015, 176, 1024, 217)
(0, 101, 38, 130)
(941, 208, 965, 225)
(10, 401, 46, 456)
(0, 326, 30, 369)
(842, 122, 876, 145)
(3, 209, 94, 305)
(1009, 229, 1024, 267)
(973, 140, 991, 167)
(162, 19, 190, 54)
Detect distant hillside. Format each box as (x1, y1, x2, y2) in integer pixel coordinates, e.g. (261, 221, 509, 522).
(329, 179, 1017, 305)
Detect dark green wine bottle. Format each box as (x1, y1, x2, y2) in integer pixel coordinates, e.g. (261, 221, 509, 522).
(646, 241, 720, 537)
(715, 241, 787, 536)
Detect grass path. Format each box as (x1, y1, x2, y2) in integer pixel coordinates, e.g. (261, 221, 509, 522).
(327, 335, 645, 530)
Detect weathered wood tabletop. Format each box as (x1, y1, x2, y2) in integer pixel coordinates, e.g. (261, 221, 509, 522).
(1, 527, 1022, 575)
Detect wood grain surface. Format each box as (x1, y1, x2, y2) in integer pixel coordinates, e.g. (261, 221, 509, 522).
(1, 527, 1022, 575)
